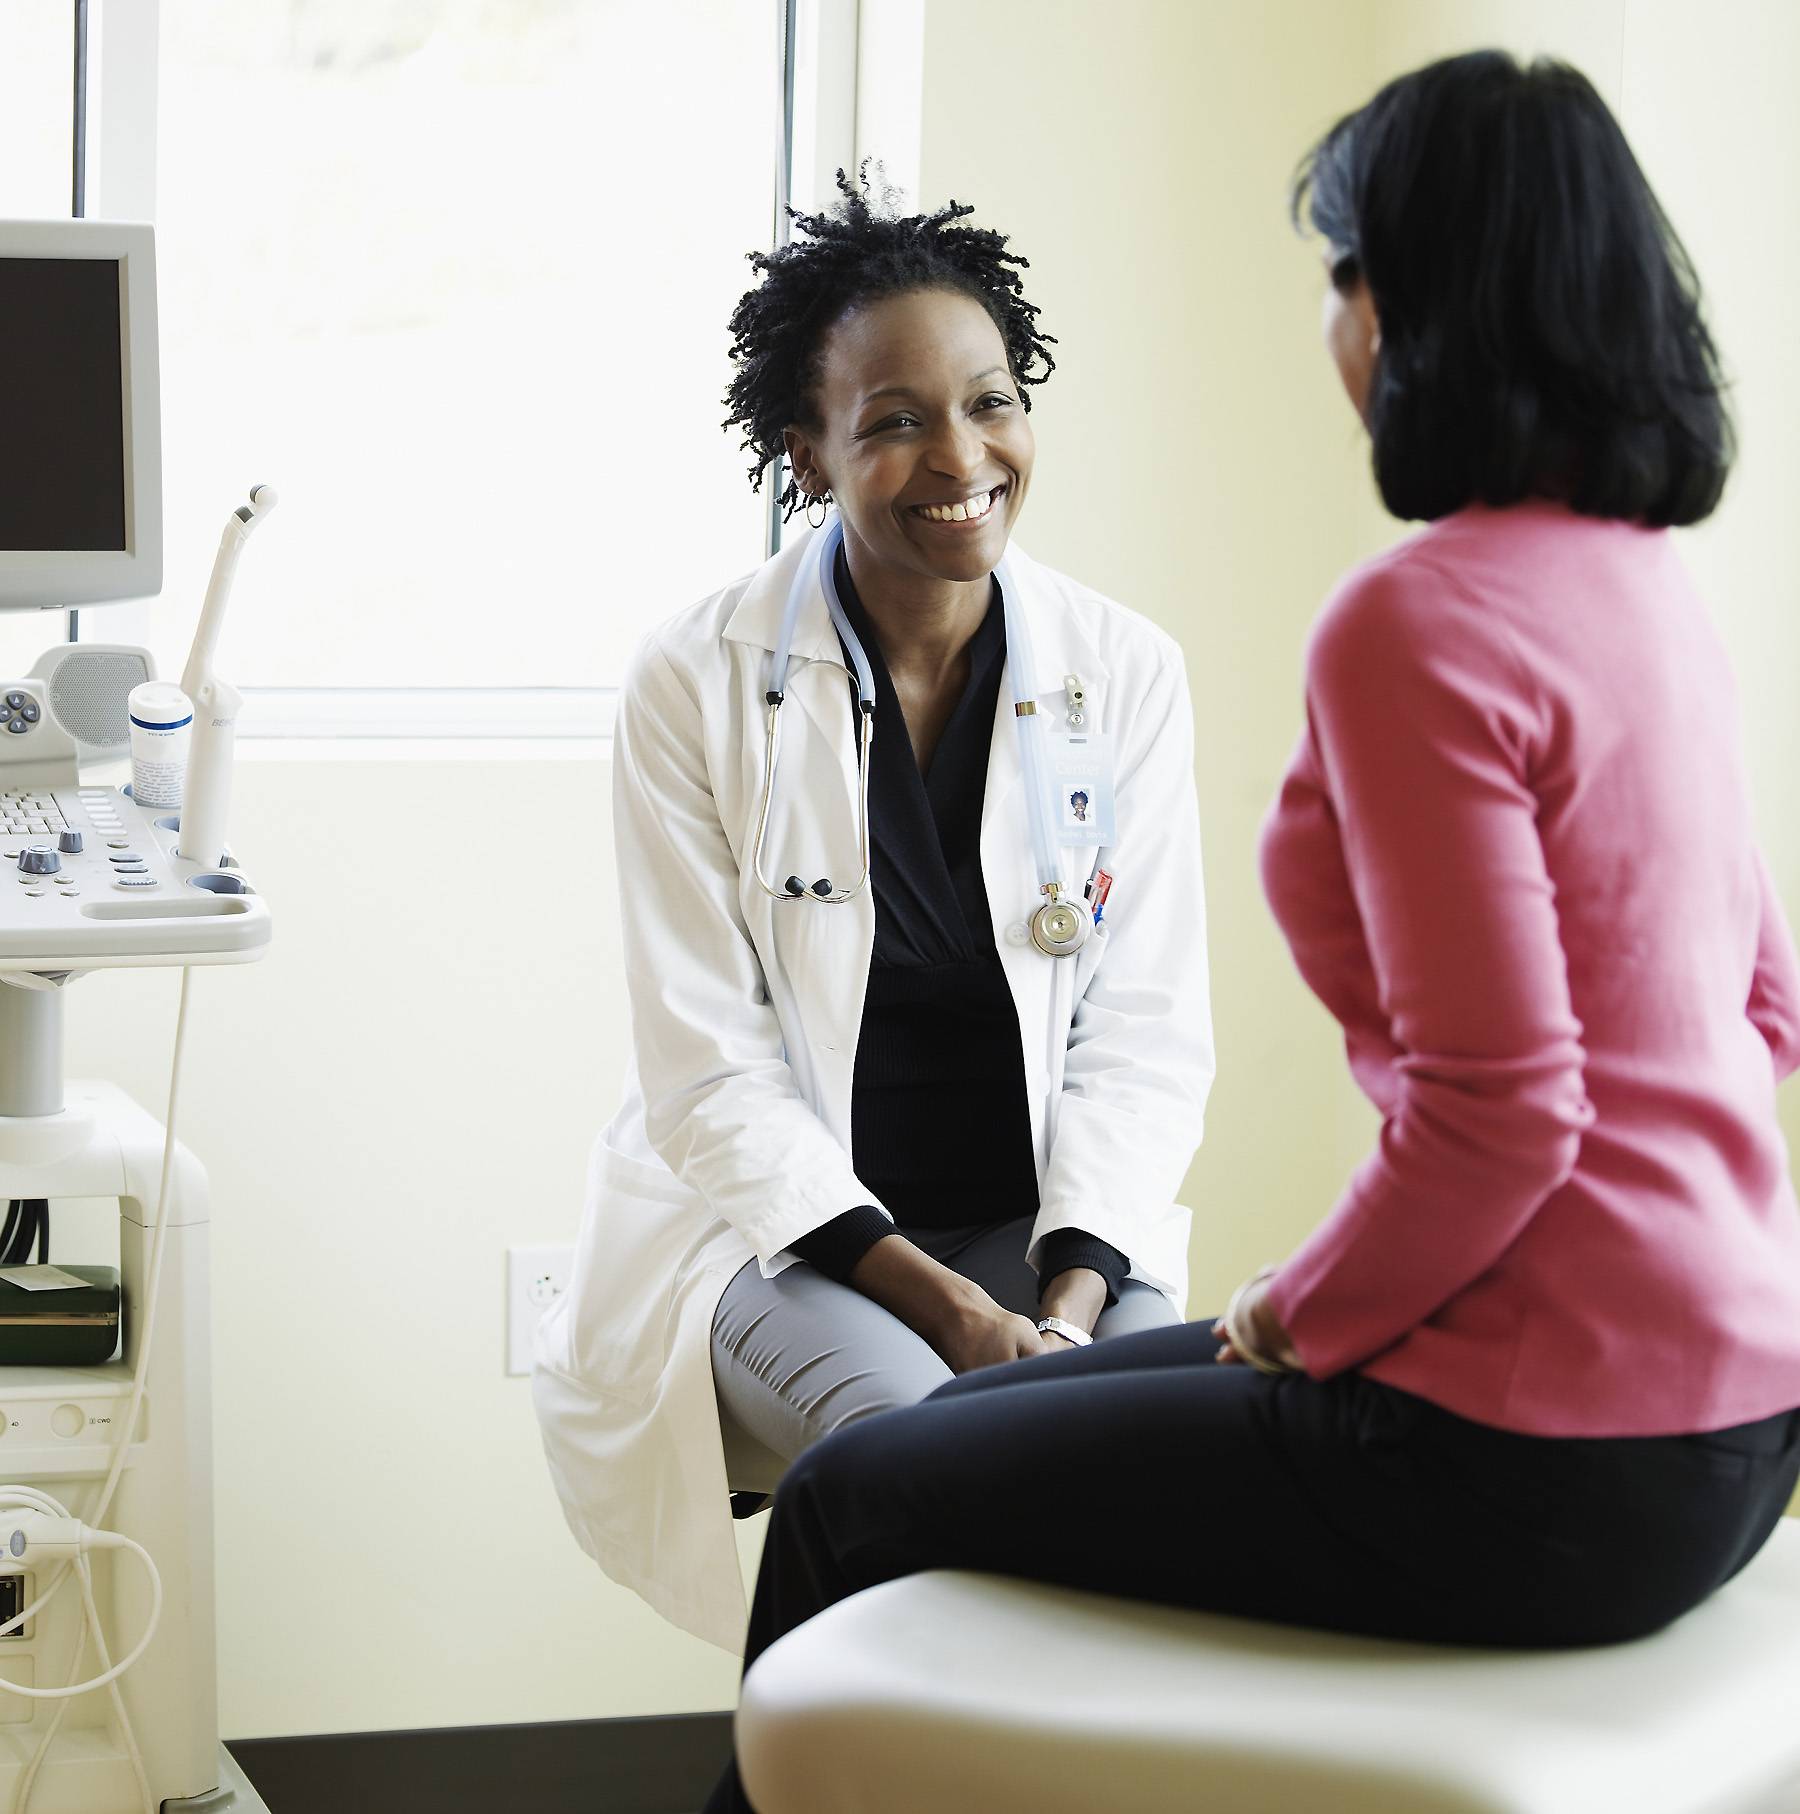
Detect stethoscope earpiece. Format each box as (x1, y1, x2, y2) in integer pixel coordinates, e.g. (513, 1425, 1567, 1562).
(811, 879, 832, 898)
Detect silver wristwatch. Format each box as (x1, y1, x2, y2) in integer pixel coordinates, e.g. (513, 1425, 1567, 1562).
(1036, 1316, 1093, 1347)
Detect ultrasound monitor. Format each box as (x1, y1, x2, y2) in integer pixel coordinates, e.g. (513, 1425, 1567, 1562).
(0, 220, 161, 610)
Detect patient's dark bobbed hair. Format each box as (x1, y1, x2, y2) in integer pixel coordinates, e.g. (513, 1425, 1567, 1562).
(723, 166, 1056, 520)
(1294, 51, 1731, 526)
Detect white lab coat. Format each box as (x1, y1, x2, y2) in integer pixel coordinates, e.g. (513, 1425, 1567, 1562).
(533, 523, 1214, 1651)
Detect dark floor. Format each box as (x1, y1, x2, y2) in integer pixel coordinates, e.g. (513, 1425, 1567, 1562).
(230, 1712, 733, 1814)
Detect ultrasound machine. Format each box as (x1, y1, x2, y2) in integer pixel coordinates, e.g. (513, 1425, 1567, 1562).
(0, 216, 274, 1813)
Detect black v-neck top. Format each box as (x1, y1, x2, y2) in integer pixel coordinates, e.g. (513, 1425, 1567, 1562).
(788, 554, 1128, 1306)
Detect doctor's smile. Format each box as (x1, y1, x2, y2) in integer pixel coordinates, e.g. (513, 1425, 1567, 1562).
(907, 483, 1004, 524)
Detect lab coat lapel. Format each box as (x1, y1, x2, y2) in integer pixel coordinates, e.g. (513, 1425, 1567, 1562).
(979, 541, 1112, 879)
(764, 738, 871, 1120)
(721, 520, 839, 664)
(981, 640, 1053, 1181)
(980, 544, 1109, 1181)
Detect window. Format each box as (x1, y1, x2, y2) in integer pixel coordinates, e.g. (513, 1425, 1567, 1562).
(0, 10, 74, 219)
(146, 1, 780, 714)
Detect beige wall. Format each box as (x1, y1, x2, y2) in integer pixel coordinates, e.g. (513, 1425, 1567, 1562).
(62, 758, 753, 1736)
(41, 0, 1795, 1743)
(922, 0, 1393, 1309)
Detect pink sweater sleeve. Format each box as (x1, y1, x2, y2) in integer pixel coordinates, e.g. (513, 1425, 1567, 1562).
(1267, 560, 1596, 1378)
(1751, 850, 1800, 1082)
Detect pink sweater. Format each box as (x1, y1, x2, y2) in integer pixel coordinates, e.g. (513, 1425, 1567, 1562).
(1261, 502, 1800, 1436)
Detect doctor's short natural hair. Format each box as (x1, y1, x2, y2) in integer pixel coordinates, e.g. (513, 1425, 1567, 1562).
(1295, 50, 1733, 528)
(722, 165, 1057, 520)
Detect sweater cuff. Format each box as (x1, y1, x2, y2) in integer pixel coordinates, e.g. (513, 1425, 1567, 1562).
(788, 1205, 894, 1285)
(1037, 1229, 1130, 1308)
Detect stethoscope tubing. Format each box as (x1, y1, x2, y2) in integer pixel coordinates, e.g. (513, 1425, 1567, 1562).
(751, 685, 875, 907)
(998, 568, 1065, 891)
(754, 519, 876, 905)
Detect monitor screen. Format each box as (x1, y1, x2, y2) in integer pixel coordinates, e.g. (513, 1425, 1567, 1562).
(0, 257, 127, 553)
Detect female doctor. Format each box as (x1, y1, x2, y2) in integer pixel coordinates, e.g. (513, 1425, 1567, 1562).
(533, 176, 1214, 1650)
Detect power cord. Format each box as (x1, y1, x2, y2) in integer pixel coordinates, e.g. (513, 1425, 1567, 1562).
(0, 1491, 156, 1814)
(0, 1504, 162, 1692)
(0, 1202, 50, 1267)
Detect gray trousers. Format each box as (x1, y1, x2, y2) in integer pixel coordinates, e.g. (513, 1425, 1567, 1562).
(711, 1216, 1180, 1494)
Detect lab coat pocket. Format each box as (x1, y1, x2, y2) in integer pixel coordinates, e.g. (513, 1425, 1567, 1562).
(565, 1145, 693, 1404)
(1072, 919, 1111, 1002)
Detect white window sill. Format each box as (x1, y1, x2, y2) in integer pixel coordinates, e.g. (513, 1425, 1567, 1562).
(239, 688, 618, 744)
(239, 737, 612, 763)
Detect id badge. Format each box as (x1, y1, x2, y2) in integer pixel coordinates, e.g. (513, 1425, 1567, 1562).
(1046, 731, 1117, 845)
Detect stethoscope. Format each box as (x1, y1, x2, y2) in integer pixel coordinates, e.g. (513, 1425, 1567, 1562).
(750, 517, 1093, 959)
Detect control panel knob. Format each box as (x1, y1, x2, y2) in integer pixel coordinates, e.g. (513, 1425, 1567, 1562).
(55, 831, 82, 855)
(17, 847, 59, 876)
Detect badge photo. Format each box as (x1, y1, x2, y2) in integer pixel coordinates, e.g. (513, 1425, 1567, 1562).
(1047, 731, 1117, 845)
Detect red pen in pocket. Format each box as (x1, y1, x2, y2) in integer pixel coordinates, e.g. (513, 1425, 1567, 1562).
(1085, 867, 1114, 924)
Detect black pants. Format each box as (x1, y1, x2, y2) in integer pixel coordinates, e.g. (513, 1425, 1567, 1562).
(706, 1321, 1800, 1814)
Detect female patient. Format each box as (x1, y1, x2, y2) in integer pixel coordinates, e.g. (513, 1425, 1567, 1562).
(706, 50, 1800, 1811)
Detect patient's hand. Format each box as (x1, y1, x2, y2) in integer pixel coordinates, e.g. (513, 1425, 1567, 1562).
(1211, 1273, 1301, 1372)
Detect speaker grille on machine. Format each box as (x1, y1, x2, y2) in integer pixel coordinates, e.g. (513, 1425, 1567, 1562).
(47, 650, 153, 755)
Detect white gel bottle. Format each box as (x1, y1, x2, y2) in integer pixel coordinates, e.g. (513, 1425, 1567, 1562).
(127, 681, 194, 810)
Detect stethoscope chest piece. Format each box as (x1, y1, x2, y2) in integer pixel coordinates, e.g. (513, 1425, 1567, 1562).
(1030, 892, 1093, 959)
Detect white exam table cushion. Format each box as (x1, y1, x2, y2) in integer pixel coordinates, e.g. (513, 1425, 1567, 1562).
(738, 1518, 1800, 1813)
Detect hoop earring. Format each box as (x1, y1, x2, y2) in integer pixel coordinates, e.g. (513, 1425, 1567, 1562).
(804, 492, 830, 529)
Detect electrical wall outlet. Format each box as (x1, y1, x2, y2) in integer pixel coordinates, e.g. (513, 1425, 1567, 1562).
(506, 1244, 574, 1377)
